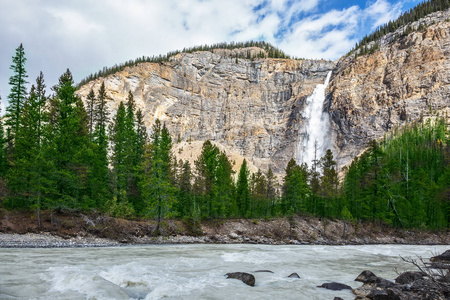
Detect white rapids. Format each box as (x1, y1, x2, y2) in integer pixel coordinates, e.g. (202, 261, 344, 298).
(297, 71, 332, 167)
(0, 244, 447, 300)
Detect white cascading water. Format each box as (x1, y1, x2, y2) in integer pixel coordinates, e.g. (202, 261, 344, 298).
(297, 71, 332, 167)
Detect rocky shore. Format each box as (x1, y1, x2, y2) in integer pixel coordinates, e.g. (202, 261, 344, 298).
(1, 210, 449, 248)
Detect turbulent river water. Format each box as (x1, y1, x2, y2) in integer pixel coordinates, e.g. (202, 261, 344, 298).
(0, 244, 447, 300)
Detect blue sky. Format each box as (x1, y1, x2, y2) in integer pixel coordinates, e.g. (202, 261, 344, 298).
(0, 0, 422, 106)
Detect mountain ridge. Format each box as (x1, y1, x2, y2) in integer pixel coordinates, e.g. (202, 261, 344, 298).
(77, 7, 450, 177)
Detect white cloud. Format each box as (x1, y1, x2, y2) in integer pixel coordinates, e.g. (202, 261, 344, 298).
(0, 0, 414, 102)
(365, 0, 403, 30)
(279, 6, 360, 60)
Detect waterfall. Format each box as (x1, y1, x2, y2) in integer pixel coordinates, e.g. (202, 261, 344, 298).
(297, 71, 332, 167)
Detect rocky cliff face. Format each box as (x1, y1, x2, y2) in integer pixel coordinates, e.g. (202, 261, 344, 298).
(78, 10, 450, 177)
(328, 10, 450, 168)
(78, 48, 334, 176)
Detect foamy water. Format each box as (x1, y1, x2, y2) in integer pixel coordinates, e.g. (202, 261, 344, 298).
(0, 244, 447, 300)
(297, 71, 332, 167)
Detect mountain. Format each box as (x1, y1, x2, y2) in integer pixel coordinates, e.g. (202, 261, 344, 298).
(329, 9, 450, 169)
(77, 9, 450, 177)
(77, 47, 334, 177)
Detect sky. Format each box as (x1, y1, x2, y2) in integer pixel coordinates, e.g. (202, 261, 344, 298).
(0, 0, 421, 107)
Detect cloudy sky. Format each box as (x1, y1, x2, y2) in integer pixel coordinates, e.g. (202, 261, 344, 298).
(0, 0, 420, 106)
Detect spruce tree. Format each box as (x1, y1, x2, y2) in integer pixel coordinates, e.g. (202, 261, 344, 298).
(236, 159, 250, 216)
(91, 82, 110, 205)
(48, 69, 91, 208)
(139, 119, 176, 232)
(6, 43, 28, 150)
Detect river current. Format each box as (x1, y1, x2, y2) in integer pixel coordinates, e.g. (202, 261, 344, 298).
(0, 244, 447, 299)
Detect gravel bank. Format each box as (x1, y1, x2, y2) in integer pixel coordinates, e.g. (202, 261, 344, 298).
(0, 233, 121, 248)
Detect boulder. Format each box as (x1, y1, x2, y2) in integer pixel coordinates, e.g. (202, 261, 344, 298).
(317, 282, 352, 291)
(431, 250, 450, 262)
(355, 270, 377, 283)
(225, 272, 255, 287)
(395, 271, 426, 284)
(287, 272, 300, 278)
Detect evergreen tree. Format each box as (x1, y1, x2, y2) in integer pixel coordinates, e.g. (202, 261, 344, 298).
(282, 159, 309, 214)
(176, 160, 193, 217)
(10, 73, 54, 224)
(250, 169, 268, 217)
(194, 140, 220, 217)
(6, 44, 28, 153)
(91, 82, 110, 205)
(266, 167, 278, 215)
(0, 96, 7, 176)
(47, 69, 91, 209)
(236, 159, 250, 216)
(139, 119, 177, 232)
(319, 149, 340, 216)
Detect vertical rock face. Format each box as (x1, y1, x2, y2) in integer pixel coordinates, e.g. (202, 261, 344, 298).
(77, 10, 450, 177)
(77, 48, 334, 176)
(328, 10, 450, 168)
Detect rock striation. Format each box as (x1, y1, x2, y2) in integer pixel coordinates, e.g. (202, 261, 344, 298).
(328, 9, 450, 168)
(77, 49, 334, 177)
(78, 10, 450, 175)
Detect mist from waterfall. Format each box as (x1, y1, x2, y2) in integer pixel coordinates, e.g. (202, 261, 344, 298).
(297, 71, 332, 168)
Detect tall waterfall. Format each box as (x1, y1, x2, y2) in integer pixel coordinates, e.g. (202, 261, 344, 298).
(297, 71, 332, 167)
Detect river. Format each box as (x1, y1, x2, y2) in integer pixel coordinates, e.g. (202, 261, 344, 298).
(0, 244, 447, 299)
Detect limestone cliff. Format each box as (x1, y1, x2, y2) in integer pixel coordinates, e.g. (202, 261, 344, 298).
(77, 48, 334, 176)
(78, 10, 450, 177)
(328, 10, 450, 168)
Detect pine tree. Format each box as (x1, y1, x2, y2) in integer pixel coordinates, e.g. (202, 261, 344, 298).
(194, 140, 218, 217)
(11, 72, 54, 224)
(0, 96, 7, 176)
(6, 43, 28, 149)
(48, 69, 91, 209)
(91, 82, 110, 205)
(282, 158, 309, 214)
(139, 119, 177, 232)
(236, 159, 250, 216)
(176, 160, 193, 217)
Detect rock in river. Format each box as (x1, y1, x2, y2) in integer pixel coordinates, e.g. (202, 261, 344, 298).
(225, 272, 255, 287)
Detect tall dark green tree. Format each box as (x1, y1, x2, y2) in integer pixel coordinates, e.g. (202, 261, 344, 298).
(176, 159, 193, 217)
(47, 69, 91, 209)
(282, 159, 309, 214)
(140, 119, 177, 232)
(90, 82, 110, 205)
(0, 96, 6, 177)
(194, 141, 219, 217)
(6, 43, 28, 150)
(10, 72, 53, 224)
(236, 159, 250, 216)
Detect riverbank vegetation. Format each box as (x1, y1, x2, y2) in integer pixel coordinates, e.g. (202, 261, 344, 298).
(1, 42, 448, 231)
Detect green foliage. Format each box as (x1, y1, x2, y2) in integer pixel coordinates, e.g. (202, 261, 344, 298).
(193, 141, 235, 218)
(342, 118, 449, 228)
(139, 120, 177, 225)
(6, 43, 28, 144)
(282, 159, 310, 214)
(105, 191, 135, 219)
(236, 159, 250, 216)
